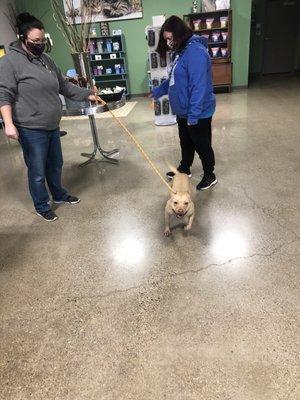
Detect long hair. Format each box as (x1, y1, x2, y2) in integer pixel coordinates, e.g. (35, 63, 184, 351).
(156, 15, 193, 58)
(16, 12, 44, 41)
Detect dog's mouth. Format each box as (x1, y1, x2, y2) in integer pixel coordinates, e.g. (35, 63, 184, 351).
(173, 210, 187, 219)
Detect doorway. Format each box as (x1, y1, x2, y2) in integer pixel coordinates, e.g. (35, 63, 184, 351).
(249, 0, 300, 76)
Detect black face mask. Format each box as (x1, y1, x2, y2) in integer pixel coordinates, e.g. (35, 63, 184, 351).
(25, 41, 45, 57)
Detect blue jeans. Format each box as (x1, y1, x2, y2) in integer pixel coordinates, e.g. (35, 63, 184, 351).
(18, 127, 69, 213)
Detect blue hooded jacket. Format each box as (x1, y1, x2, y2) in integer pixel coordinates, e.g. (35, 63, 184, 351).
(152, 35, 216, 124)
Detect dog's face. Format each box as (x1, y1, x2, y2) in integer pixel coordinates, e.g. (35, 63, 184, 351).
(170, 192, 191, 218)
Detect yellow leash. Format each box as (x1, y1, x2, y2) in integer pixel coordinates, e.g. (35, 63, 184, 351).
(99, 99, 176, 194)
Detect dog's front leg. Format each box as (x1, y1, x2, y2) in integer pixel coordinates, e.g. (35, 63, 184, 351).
(184, 212, 194, 231)
(164, 208, 171, 236)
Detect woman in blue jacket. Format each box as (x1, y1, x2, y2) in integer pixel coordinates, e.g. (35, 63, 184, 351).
(152, 15, 217, 190)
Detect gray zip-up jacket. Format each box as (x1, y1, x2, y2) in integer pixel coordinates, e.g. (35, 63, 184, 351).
(0, 40, 92, 130)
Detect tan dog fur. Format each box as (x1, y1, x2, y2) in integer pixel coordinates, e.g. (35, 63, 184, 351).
(164, 167, 195, 236)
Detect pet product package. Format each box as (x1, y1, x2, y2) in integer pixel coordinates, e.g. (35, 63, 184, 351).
(193, 19, 202, 31)
(211, 47, 219, 57)
(221, 31, 228, 41)
(162, 98, 170, 115)
(220, 16, 228, 28)
(206, 18, 214, 29)
(212, 32, 220, 42)
(150, 52, 158, 69)
(154, 100, 161, 116)
(221, 47, 228, 57)
(148, 30, 155, 47)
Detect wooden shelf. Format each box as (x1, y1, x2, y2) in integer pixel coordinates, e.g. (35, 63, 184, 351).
(194, 27, 228, 32)
(94, 73, 127, 77)
(90, 51, 125, 56)
(184, 9, 232, 91)
(91, 58, 124, 62)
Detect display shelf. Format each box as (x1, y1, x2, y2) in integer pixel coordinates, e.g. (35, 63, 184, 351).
(184, 9, 232, 92)
(194, 27, 229, 32)
(90, 51, 125, 56)
(91, 58, 124, 62)
(87, 34, 130, 97)
(94, 73, 127, 77)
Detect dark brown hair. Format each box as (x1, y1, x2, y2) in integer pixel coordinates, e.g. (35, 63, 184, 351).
(156, 15, 193, 58)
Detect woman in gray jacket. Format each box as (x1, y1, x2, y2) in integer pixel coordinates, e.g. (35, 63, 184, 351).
(0, 13, 101, 221)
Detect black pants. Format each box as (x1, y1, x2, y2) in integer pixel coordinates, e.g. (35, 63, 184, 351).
(177, 117, 215, 175)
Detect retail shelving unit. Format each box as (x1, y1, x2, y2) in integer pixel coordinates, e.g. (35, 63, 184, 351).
(184, 9, 232, 92)
(88, 34, 130, 97)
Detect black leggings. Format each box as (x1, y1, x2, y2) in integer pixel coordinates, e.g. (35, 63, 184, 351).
(177, 117, 215, 175)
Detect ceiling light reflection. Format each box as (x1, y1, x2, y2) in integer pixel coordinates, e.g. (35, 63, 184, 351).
(114, 236, 145, 265)
(212, 230, 248, 258)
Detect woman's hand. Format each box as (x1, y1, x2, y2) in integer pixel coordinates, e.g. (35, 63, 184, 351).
(5, 123, 19, 140)
(88, 94, 106, 105)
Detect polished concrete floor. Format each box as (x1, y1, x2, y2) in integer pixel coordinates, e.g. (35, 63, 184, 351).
(0, 77, 299, 399)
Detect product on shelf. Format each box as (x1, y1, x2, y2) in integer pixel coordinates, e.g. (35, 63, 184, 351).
(106, 67, 113, 74)
(154, 100, 161, 116)
(112, 41, 120, 51)
(193, 19, 201, 31)
(220, 16, 228, 28)
(89, 40, 96, 54)
(212, 31, 220, 42)
(160, 55, 167, 68)
(152, 78, 159, 87)
(211, 47, 219, 57)
(148, 30, 156, 47)
(150, 52, 158, 69)
(162, 98, 170, 115)
(206, 18, 214, 29)
(115, 64, 121, 74)
(97, 40, 103, 53)
(106, 39, 112, 52)
(221, 31, 228, 41)
(221, 47, 228, 57)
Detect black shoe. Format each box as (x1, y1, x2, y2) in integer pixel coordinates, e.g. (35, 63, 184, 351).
(196, 173, 218, 190)
(60, 130, 67, 137)
(54, 195, 81, 205)
(36, 209, 58, 221)
(166, 165, 192, 179)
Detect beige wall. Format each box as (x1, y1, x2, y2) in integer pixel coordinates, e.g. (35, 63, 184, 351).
(0, 0, 17, 51)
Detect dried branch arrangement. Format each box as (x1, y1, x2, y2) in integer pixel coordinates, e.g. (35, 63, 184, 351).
(51, 0, 93, 53)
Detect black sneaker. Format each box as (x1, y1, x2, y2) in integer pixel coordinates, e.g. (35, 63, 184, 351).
(60, 130, 67, 137)
(166, 166, 192, 180)
(196, 173, 218, 190)
(54, 195, 81, 205)
(36, 209, 58, 221)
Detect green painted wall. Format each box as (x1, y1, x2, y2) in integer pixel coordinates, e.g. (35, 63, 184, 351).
(22, 0, 252, 92)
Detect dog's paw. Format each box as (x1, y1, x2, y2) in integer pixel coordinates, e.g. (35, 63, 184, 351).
(164, 228, 171, 237)
(184, 225, 192, 231)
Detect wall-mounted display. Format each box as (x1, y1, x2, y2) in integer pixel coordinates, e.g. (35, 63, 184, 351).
(146, 26, 176, 126)
(63, 0, 143, 24)
(202, 0, 230, 12)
